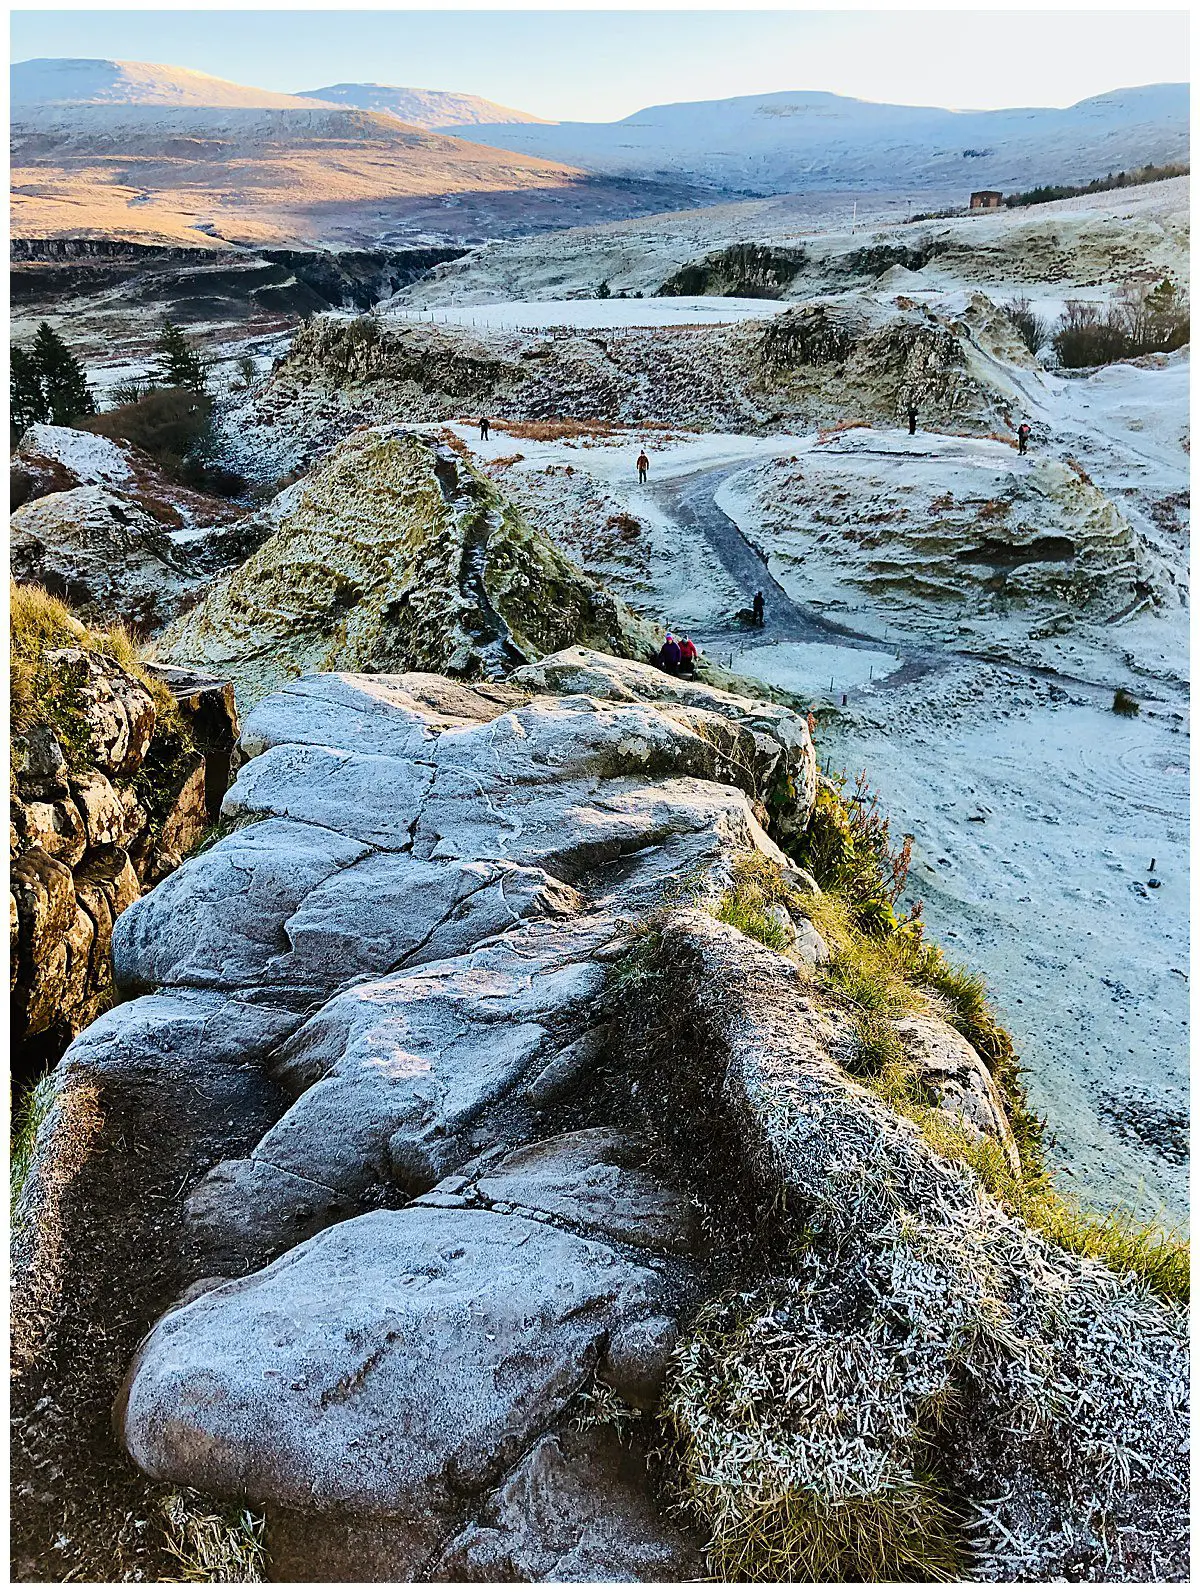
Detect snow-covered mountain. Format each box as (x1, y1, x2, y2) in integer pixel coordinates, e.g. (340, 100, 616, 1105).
(295, 81, 548, 130)
(448, 83, 1190, 195)
(10, 57, 334, 110)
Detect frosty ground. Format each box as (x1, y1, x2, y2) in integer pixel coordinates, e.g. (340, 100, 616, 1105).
(447, 335, 1189, 1230)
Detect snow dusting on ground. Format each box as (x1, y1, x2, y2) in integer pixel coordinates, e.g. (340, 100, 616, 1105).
(447, 338, 1189, 1229)
(384, 295, 792, 330)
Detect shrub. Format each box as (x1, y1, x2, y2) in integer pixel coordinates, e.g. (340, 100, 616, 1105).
(1005, 162, 1188, 208)
(1112, 687, 1141, 717)
(1006, 297, 1049, 356)
(80, 388, 218, 484)
(1052, 279, 1189, 368)
(787, 771, 913, 935)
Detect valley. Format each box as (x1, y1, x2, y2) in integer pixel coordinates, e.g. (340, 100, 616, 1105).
(8, 45, 1191, 1586)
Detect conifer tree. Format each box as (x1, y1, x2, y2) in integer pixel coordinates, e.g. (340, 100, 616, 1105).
(156, 319, 209, 393)
(31, 322, 95, 426)
(10, 345, 49, 433)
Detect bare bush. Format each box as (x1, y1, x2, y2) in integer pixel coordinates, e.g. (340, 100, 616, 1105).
(1052, 278, 1189, 368)
(1006, 298, 1050, 356)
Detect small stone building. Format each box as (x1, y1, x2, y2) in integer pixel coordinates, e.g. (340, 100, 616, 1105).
(970, 190, 1003, 210)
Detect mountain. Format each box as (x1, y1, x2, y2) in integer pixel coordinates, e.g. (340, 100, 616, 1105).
(9, 103, 592, 248)
(295, 81, 549, 130)
(10, 57, 335, 109)
(447, 82, 1190, 195)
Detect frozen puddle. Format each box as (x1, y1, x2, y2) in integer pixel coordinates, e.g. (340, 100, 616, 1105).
(731, 640, 903, 695)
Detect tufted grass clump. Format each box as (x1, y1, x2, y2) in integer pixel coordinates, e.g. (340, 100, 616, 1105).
(665, 1290, 962, 1583)
(10, 581, 183, 751)
(10, 1072, 57, 1218)
(1112, 687, 1141, 717)
(159, 1491, 266, 1583)
(713, 874, 793, 952)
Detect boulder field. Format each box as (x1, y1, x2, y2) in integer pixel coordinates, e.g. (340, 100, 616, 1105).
(11, 650, 1186, 1582)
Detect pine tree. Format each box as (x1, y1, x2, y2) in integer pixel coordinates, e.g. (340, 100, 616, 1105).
(31, 323, 95, 426)
(10, 345, 49, 434)
(156, 319, 208, 393)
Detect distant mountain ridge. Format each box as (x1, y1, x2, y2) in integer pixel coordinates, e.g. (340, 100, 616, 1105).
(446, 81, 1191, 195)
(9, 58, 549, 130)
(10, 57, 335, 109)
(295, 81, 550, 130)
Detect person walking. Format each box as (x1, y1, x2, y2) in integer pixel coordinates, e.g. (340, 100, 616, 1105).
(678, 635, 699, 674)
(907, 404, 918, 436)
(1017, 422, 1031, 456)
(479, 416, 490, 441)
(656, 633, 682, 673)
(752, 590, 765, 627)
(636, 449, 650, 484)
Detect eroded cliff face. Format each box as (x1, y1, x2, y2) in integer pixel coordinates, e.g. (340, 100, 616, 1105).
(158, 427, 657, 708)
(10, 425, 263, 633)
(215, 295, 1024, 482)
(10, 650, 1185, 1583)
(9, 600, 238, 1071)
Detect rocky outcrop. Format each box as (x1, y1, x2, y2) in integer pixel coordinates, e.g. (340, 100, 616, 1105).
(10, 642, 238, 1069)
(216, 296, 1024, 480)
(659, 241, 808, 299)
(159, 427, 657, 709)
(10, 486, 213, 632)
(718, 429, 1166, 652)
(10, 425, 262, 631)
(11, 650, 1184, 1582)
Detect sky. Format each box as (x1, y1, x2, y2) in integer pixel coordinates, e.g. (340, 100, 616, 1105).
(9, 7, 1190, 122)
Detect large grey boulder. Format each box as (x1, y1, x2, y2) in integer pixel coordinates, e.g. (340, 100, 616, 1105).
(120, 1204, 680, 1572)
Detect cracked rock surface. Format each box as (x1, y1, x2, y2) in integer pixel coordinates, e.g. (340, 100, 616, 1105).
(16, 647, 815, 1580)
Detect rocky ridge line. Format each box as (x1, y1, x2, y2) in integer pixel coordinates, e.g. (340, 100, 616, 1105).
(11, 649, 1186, 1582)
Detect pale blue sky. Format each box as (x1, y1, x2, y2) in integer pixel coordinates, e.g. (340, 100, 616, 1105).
(9, 9, 1190, 122)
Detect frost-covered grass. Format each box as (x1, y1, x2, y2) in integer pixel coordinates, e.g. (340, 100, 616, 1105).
(159, 1491, 266, 1583)
(666, 1291, 962, 1582)
(707, 840, 1187, 1304)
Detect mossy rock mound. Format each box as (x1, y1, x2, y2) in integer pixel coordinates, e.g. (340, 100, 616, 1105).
(159, 426, 656, 708)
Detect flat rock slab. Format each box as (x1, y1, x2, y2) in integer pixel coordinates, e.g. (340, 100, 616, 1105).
(120, 1205, 672, 1556)
(113, 818, 576, 1003)
(469, 1127, 697, 1257)
(432, 1426, 703, 1582)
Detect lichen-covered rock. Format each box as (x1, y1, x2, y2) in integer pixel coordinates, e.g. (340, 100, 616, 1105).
(159, 427, 656, 707)
(42, 647, 157, 779)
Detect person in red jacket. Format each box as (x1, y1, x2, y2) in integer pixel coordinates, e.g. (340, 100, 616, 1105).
(678, 636, 699, 674)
